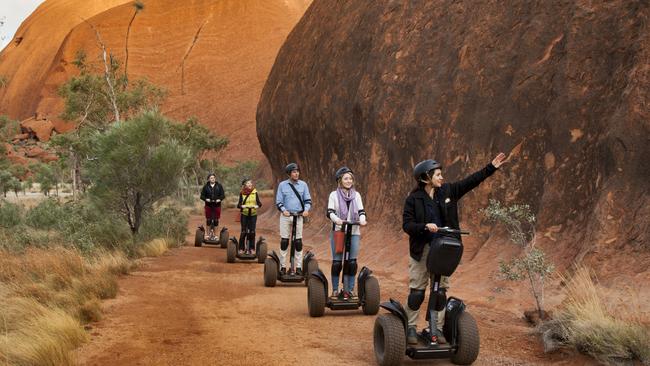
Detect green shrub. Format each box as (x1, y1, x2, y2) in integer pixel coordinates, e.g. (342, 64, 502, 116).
(26, 199, 64, 229)
(138, 206, 188, 246)
(0, 201, 23, 228)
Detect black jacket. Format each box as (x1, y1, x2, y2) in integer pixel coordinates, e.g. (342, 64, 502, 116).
(402, 163, 497, 261)
(200, 182, 225, 206)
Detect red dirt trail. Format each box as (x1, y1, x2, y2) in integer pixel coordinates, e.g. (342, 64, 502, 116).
(74, 200, 595, 366)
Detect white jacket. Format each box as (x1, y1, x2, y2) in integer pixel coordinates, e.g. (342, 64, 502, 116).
(327, 190, 367, 236)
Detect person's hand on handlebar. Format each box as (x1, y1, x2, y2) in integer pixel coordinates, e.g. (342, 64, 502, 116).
(425, 223, 439, 232)
(303, 211, 310, 217)
(334, 218, 343, 226)
(215, 199, 221, 203)
(282, 210, 290, 217)
(360, 218, 367, 226)
(205, 198, 211, 202)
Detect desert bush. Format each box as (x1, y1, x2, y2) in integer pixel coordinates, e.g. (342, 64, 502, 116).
(0, 200, 22, 228)
(539, 267, 650, 365)
(26, 199, 64, 229)
(137, 205, 188, 246)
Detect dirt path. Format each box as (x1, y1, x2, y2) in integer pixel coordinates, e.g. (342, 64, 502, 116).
(74, 206, 594, 366)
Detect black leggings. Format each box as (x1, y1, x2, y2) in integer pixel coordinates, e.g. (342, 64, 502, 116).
(239, 215, 258, 251)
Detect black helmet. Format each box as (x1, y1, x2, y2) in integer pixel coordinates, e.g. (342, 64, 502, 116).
(285, 163, 299, 174)
(335, 166, 353, 181)
(413, 159, 442, 181)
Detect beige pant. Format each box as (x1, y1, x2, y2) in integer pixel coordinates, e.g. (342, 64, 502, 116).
(279, 215, 303, 268)
(405, 244, 450, 329)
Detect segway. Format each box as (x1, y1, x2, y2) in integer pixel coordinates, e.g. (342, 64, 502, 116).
(307, 221, 380, 317)
(373, 227, 480, 366)
(263, 212, 318, 287)
(226, 227, 268, 263)
(194, 225, 229, 248)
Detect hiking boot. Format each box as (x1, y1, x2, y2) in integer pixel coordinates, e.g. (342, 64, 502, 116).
(280, 267, 287, 276)
(295, 268, 303, 276)
(407, 326, 419, 345)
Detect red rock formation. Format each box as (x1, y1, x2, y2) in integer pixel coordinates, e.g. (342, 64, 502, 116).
(1, 0, 311, 164)
(257, 1, 649, 277)
(20, 117, 55, 142)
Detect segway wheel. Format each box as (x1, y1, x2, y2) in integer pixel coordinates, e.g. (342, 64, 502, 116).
(219, 228, 229, 248)
(194, 228, 203, 247)
(226, 239, 236, 263)
(263, 258, 277, 287)
(304, 258, 319, 287)
(257, 240, 267, 263)
(451, 311, 480, 365)
(362, 276, 380, 315)
(307, 276, 326, 317)
(373, 314, 405, 366)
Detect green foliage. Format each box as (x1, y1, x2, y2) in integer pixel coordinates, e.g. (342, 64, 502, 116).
(86, 110, 190, 234)
(214, 160, 267, 194)
(481, 199, 554, 316)
(29, 162, 57, 195)
(0, 115, 20, 140)
(0, 170, 13, 197)
(26, 199, 64, 229)
(0, 201, 22, 228)
(58, 50, 165, 130)
(137, 206, 188, 246)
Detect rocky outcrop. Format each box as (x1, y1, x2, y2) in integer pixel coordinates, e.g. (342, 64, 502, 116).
(257, 1, 649, 274)
(1, 0, 312, 164)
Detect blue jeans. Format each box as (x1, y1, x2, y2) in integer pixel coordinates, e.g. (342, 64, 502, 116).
(330, 232, 360, 292)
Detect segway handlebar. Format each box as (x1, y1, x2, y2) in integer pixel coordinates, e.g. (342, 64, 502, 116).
(341, 221, 361, 226)
(288, 211, 304, 217)
(437, 227, 469, 235)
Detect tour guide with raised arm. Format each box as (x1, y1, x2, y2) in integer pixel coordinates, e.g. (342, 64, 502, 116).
(275, 162, 312, 276)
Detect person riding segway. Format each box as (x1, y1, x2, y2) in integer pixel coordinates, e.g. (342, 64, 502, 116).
(195, 173, 228, 248)
(372, 153, 507, 366)
(226, 178, 267, 263)
(263, 163, 318, 286)
(308, 167, 380, 316)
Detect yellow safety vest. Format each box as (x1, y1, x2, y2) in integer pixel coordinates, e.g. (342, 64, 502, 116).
(241, 189, 259, 216)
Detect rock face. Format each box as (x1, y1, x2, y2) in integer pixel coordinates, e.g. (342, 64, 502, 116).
(257, 1, 649, 274)
(1, 0, 311, 163)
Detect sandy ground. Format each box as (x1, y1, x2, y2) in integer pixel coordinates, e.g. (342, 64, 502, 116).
(73, 200, 597, 366)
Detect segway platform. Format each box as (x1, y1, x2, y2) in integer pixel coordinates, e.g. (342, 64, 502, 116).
(194, 226, 229, 248)
(226, 237, 268, 263)
(263, 250, 318, 286)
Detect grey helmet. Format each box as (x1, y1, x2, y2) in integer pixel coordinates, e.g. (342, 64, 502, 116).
(285, 163, 300, 175)
(413, 159, 442, 182)
(335, 166, 353, 181)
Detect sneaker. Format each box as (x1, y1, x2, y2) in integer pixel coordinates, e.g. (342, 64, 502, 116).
(337, 290, 345, 300)
(287, 268, 295, 275)
(342, 290, 351, 301)
(436, 329, 447, 344)
(407, 326, 419, 345)
(331, 290, 339, 298)
(280, 267, 287, 276)
(429, 328, 446, 344)
(295, 268, 303, 276)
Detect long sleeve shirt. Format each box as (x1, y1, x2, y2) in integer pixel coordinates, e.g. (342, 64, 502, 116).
(275, 179, 312, 213)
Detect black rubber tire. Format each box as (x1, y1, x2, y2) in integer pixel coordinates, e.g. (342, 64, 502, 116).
(219, 229, 229, 248)
(363, 276, 381, 315)
(226, 239, 236, 263)
(307, 276, 326, 317)
(304, 258, 319, 287)
(451, 311, 480, 365)
(263, 258, 277, 287)
(373, 314, 405, 366)
(257, 241, 267, 263)
(194, 229, 203, 247)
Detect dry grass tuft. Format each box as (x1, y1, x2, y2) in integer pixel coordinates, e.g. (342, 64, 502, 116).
(539, 267, 650, 365)
(137, 238, 170, 257)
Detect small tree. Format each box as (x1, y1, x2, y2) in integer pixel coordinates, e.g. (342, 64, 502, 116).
(9, 177, 21, 197)
(0, 170, 12, 197)
(481, 199, 555, 318)
(86, 110, 190, 234)
(30, 163, 56, 196)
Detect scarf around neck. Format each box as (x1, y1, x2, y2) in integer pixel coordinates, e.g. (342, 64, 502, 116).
(336, 187, 358, 222)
